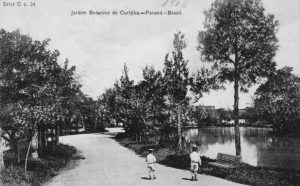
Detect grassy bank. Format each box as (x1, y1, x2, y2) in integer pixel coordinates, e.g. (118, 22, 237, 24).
(115, 134, 300, 186)
(0, 144, 77, 186)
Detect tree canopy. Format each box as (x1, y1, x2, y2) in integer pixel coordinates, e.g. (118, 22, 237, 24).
(198, 0, 278, 91)
(0, 29, 102, 158)
(254, 67, 300, 133)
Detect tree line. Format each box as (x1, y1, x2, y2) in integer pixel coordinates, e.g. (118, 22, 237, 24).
(0, 29, 104, 163)
(97, 32, 212, 150)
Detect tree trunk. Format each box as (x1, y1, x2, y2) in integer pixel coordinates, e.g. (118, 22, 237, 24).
(56, 123, 60, 145)
(0, 128, 4, 170)
(38, 122, 46, 157)
(234, 78, 241, 156)
(177, 109, 182, 152)
(45, 123, 48, 149)
(64, 119, 70, 135)
(76, 119, 79, 133)
(80, 116, 84, 133)
(94, 117, 97, 132)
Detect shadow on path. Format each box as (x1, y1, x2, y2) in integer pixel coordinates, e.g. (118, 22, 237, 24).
(140, 177, 151, 180)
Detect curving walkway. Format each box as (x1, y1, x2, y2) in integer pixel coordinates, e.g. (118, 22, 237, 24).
(45, 131, 246, 186)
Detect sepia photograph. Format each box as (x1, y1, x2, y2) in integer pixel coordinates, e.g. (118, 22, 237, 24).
(0, 0, 299, 185)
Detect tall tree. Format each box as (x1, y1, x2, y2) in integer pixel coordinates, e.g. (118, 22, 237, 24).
(0, 29, 60, 156)
(163, 31, 189, 151)
(0, 29, 81, 157)
(114, 63, 135, 135)
(137, 66, 167, 141)
(98, 88, 118, 127)
(57, 59, 82, 135)
(198, 0, 278, 155)
(254, 67, 300, 133)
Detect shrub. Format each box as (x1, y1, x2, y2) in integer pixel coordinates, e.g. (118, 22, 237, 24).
(0, 143, 77, 186)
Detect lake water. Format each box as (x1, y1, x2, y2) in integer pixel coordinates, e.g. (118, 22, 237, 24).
(183, 127, 300, 170)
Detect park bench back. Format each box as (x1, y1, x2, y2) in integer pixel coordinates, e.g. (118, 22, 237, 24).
(216, 153, 241, 167)
(208, 153, 241, 169)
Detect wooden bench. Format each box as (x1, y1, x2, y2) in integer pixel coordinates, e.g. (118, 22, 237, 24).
(208, 153, 241, 169)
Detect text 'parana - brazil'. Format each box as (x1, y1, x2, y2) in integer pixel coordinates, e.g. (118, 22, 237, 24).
(71, 10, 182, 16)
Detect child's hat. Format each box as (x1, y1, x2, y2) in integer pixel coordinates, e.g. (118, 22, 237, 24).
(148, 148, 154, 152)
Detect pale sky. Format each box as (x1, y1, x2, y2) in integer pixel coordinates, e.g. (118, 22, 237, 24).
(0, 0, 299, 109)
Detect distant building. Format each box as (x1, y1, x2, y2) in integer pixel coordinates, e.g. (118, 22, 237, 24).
(195, 106, 254, 125)
(223, 119, 246, 124)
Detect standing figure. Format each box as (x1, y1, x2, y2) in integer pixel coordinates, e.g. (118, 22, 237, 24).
(146, 149, 157, 180)
(190, 144, 201, 181)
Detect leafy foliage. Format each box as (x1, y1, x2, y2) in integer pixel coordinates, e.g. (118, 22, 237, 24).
(97, 32, 216, 153)
(217, 108, 233, 121)
(98, 32, 214, 147)
(198, 0, 278, 91)
(0, 29, 86, 156)
(163, 31, 189, 104)
(254, 67, 300, 132)
(102, 64, 167, 141)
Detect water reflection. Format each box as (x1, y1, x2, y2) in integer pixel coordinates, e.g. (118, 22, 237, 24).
(183, 127, 300, 170)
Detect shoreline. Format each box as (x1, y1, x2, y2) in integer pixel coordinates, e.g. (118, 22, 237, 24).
(115, 133, 300, 186)
(183, 125, 273, 129)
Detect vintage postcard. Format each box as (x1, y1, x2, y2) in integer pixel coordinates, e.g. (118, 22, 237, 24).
(0, 0, 299, 185)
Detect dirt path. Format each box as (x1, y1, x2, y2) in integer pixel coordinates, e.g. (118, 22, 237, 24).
(45, 132, 246, 186)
